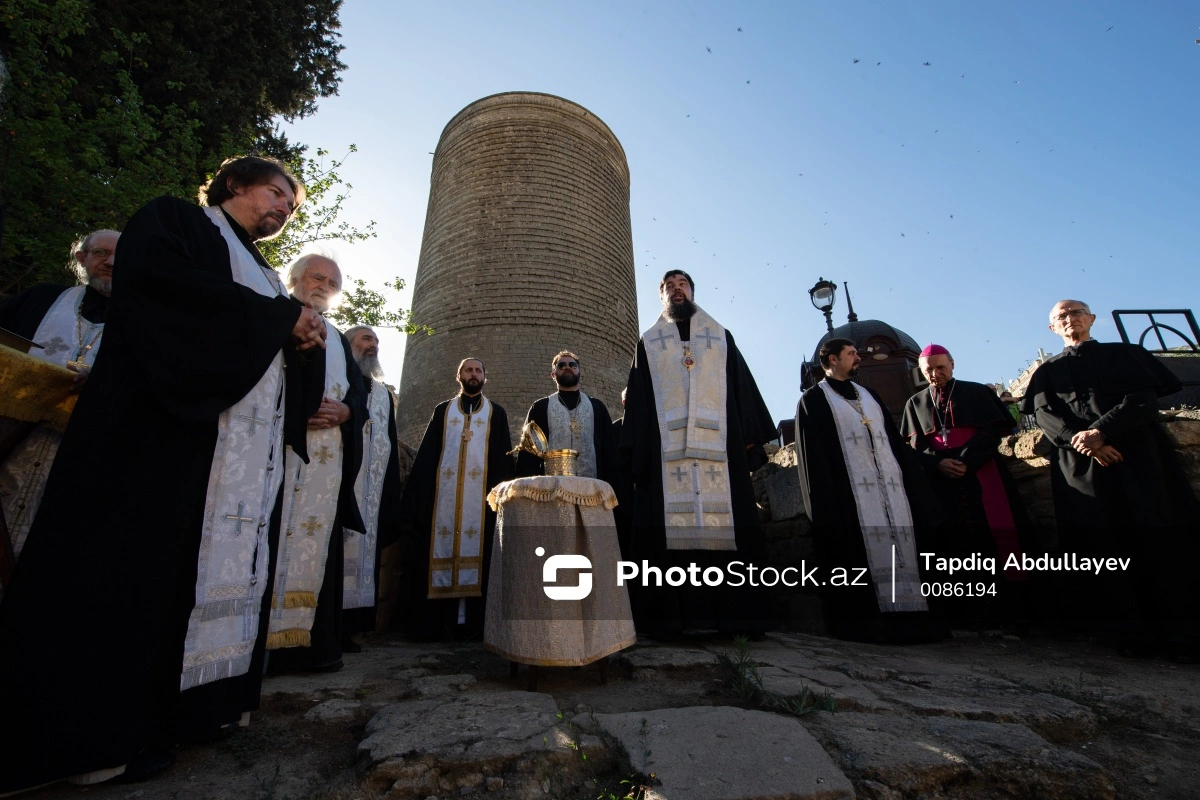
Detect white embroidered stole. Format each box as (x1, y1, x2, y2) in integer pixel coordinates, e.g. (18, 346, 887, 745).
(344, 380, 392, 609)
(644, 306, 735, 550)
(267, 319, 349, 648)
(819, 380, 926, 612)
(31, 286, 104, 368)
(546, 392, 597, 478)
(1, 288, 105, 574)
(179, 207, 288, 689)
(428, 396, 491, 598)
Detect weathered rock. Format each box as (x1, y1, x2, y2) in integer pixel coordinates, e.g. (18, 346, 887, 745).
(618, 644, 718, 670)
(765, 467, 805, 521)
(593, 706, 854, 799)
(1015, 428, 1052, 459)
(412, 673, 477, 696)
(811, 711, 1115, 799)
(304, 698, 364, 723)
(997, 434, 1019, 458)
(771, 442, 798, 468)
(1161, 418, 1200, 448)
(361, 690, 606, 798)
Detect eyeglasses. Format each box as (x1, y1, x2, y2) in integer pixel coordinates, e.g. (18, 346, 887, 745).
(1052, 308, 1090, 322)
(555, 361, 579, 369)
(84, 248, 114, 259)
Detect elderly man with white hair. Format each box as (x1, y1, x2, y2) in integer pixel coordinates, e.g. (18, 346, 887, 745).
(266, 253, 367, 673)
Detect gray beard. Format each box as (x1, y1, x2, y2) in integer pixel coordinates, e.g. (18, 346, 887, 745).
(664, 298, 696, 322)
(355, 353, 385, 380)
(88, 275, 112, 296)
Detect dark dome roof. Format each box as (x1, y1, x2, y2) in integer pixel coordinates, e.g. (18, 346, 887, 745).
(811, 319, 921, 363)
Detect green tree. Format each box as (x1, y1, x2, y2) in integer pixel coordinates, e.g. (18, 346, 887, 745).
(0, 0, 345, 289)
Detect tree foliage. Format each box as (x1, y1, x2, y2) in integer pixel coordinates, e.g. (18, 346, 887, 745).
(328, 276, 432, 336)
(0, 0, 345, 289)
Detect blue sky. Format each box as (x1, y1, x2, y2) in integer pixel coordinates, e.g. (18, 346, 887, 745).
(284, 1, 1199, 424)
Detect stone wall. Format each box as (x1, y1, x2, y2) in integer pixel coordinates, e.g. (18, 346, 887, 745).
(396, 92, 638, 446)
(754, 414, 1200, 630)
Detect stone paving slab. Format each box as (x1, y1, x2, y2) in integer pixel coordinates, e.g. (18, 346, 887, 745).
(593, 705, 854, 800)
(810, 711, 1115, 800)
(619, 644, 719, 670)
(358, 689, 605, 798)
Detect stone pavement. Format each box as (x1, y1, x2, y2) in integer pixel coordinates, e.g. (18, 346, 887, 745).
(269, 631, 1194, 799)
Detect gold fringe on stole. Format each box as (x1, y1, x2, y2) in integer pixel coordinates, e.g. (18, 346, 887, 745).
(265, 628, 312, 650)
(0, 347, 78, 431)
(487, 477, 619, 512)
(270, 590, 318, 610)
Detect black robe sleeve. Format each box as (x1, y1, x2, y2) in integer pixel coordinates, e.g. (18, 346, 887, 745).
(398, 401, 449, 539)
(590, 396, 619, 486)
(335, 331, 367, 534)
(486, 402, 515, 488)
(376, 395, 404, 548)
(109, 197, 306, 424)
(725, 330, 778, 471)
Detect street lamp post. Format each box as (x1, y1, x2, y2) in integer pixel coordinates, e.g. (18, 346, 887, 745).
(809, 277, 837, 334)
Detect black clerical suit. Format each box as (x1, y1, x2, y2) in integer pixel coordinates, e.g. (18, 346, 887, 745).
(1021, 340, 1199, 653)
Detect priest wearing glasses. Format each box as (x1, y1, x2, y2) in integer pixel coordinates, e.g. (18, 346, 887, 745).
(1021, 299, 1198, 661)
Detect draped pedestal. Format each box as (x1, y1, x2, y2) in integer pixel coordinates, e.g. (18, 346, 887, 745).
(484, 476, 635, 666)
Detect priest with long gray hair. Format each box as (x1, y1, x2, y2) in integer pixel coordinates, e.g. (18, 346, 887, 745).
(341, 325, 404, 640)
(266, 254, 366, 673)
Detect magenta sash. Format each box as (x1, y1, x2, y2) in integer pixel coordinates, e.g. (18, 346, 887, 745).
(932, 426, 1025, 580)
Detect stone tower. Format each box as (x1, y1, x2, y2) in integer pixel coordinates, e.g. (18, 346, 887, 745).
(396, 92, 638, 445)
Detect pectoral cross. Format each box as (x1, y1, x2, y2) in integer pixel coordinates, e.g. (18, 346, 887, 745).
(461, 427, 474, 443)
(568, 417, 583, 437)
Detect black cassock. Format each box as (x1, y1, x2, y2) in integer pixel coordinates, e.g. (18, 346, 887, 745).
(0, 197, 323, 792)
(1021, 340, 1199, 645)
(901, 379, 1034, 625)
(269, 329, 366, 672)
(620, 322, 778, 637)
(796, 378, 946, 644)
(397, 395, 513, 639)
(345, 380, 405, 634)
(514, 392, 619, 482)
(0, 282, 109, 336)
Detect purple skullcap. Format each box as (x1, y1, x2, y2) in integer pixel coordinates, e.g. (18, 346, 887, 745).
(920, 343, 950, 358)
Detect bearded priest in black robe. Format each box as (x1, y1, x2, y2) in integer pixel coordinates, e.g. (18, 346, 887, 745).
(398, 358, 513, 639)
(796, 338, 946, 644)
(901, 344, 1033, 627)
(1021, 300, 1199, 661)
(0, 229, 117, 586)
(0, 156, 328, 793)
(515, 349, 620, 485)
(620, 270, 778, 638)
(265, 255, 366, 674)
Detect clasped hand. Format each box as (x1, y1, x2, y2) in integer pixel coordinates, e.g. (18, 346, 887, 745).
(1070, 429, 1123, 466)
(291, 304, 327, 351)
(308, 397, 350, 429)
(937, 458, 968, 479)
